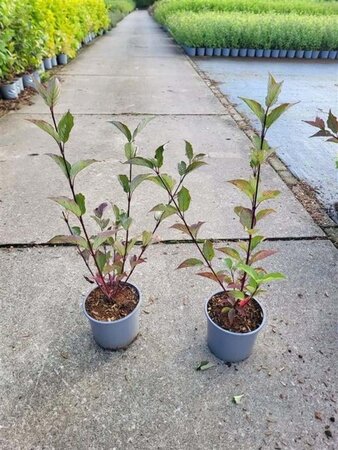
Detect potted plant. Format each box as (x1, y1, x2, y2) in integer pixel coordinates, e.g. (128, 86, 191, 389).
(29, 77, 204, 350)
(128, 76, 294, 362)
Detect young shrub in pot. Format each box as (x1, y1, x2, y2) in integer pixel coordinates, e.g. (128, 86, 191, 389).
(150, 75, 293, 363)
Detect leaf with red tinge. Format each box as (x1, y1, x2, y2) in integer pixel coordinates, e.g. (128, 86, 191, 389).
(197, 271, 222, 284)
(239, 297, 251, 308)
(170, 223, 190, 235)
(304, 117, 325, 129)
(189, 221, 205, 238)
(250, 249, 277, 264)
(177, 258, 204, 269)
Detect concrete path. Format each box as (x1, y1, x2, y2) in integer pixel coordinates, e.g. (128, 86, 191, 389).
(0, 11, 337, 450)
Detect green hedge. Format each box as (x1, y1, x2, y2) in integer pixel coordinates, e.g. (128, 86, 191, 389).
(0, 0, 135, 82)
(135, 0, 156, 8)
(154, 0, 338, 24)
(166, 11, 338, 50)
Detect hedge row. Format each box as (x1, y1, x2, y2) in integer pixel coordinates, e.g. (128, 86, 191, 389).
(154, 0, 338, 25)
(0, 0, 135, 82)
(164, 11, 338, 51)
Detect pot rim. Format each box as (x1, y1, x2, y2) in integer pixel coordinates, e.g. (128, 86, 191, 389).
(82, 281, 141, 325)
(204, 292, 266, 337)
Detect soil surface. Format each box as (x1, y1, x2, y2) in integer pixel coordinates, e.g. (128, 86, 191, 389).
(85, 283, 139, 322)
(208, 292, 263, 333)
(0, 88, 35, 118)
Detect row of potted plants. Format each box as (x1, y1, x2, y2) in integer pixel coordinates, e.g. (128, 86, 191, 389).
(29, 74, 292, 363)
(182, 46, 338, 60)
(0, 0, 135, 100)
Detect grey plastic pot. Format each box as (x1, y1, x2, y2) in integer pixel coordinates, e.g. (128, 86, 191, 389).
(263, 49, 271, 58)
(247, 49, 256, 57)
(329, 50, 337, 60)
(183, 46, 196, 57)
(39, 61, 45, 73)
(311, 50, 320, 59)
(205, 48, 214, 56)
(0, 82, 18, 100)
(279, 50, 287, 58)
(239, 48, 247, 57)
(57, 53, 68, 65)
(319, 50, 329, 59)
(296, 50, 304, 58)
(51, 55, 58, 66)
(271, 49, 280, 58)
(255, 49, 264, 58)
(222, 48, 230, 57)
(23, 72, 39, 88)
(230, 48, 239, 57)
(214, 48, 222, 56)
(197, 48, 206, 56)
(287, 49, 296, 58)
(205, 295, 266, 362)
(43, 57, 53, 70)
(83, 282, 141, 350)
(304, 50, 312, 59)
(15, 77, 24, 93)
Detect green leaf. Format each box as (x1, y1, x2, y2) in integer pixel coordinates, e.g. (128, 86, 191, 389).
(178, 161, 187, 176)
(260, 272, 286, 283)
(196, 361, 215, 371)
(109, 121, 132, 142)
(130, 174, 150, 193)
(70, 159, 97, 181)
(75, 193, 86, 216)
(95, 251, 107, 273)
(142, 230, 152, 247)
(186, 161, 207, 174)
(185, 140, 194, 162)
(118, 174, 130, 193)
(237, 263, 259, 282)
(46, 77, 61, 108)
(177, 186, 191, 212)
(127, 157, 154, 169)
(265, 74, 283, 107)
(266, 103, 293, 129)
(124, 142, 135, 160)
(71, 226, 81, 236)
(229, 179, 255, 200)
(150, 203, 177, 220)
(49, 196, 81, 217)
(256, 208, 275, 222)
(228, 290, 245, 300)
(48, 234, 88, 248)
(148, 174, 176, 192)
(234, 206, 252, 230)
(132, 116, 154, 139)
(217, 247, 241, 260)
(154, 145, 165, 168)
(233, 394, 244, 405)
(257, 190, 280, 203)
(114, 240, 125, 256)
(46, 154, 71, 178)
(203, 240, 215, 261)
(250, 235, 265, 251)
(29, 119, 61, 143)
(240, 97, 265, 124)
(57, 111, 74, 143)
(177, 258, 204, 269)
(92, 230, 117, 250)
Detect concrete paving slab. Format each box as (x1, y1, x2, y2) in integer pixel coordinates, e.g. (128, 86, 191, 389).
(0, 240, 337, 449)
(0, 114, 323, 244)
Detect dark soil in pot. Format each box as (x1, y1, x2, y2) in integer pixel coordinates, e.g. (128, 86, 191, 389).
(207, 292, 263, 333)
(85, 283, 139, 322)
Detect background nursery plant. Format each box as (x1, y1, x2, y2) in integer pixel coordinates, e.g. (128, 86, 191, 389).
(128, 75, 292, 361)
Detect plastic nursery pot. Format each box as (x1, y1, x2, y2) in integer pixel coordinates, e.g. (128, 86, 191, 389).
(311, 50, 320, 59)
(329, 50, 337, 60)
(83, 282, 142, 350)
(247, 49, 256, 57)
(23, 71, 40, 88)
(205, 295, 266, 363)
(39, 61, 45, 73)
(255, 49, 264, 58)
(263, 49, 271, 58)
(271, 50, 280, 58)
(214, 48, 222, 57)
(239, 48, 247, 57)
(0, 82, 18, 100)
(222, 48, 230, 57)
(51, 55, 58, 66)
(206, 48, 214, 56)
(279, 50, 287, 58)
(319, 51, 329, 59)
(15, 77, 24, 93)
(183, 46, 196, 57)
(304, 50, 312, 59)
(57, 54, 68, 65)
(43, 57, 53, 70)
(230, 48, 239, 57)
(287, 50, 296, 59)
(296, 50, 304, 59)
(196, 48, 206, 57)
